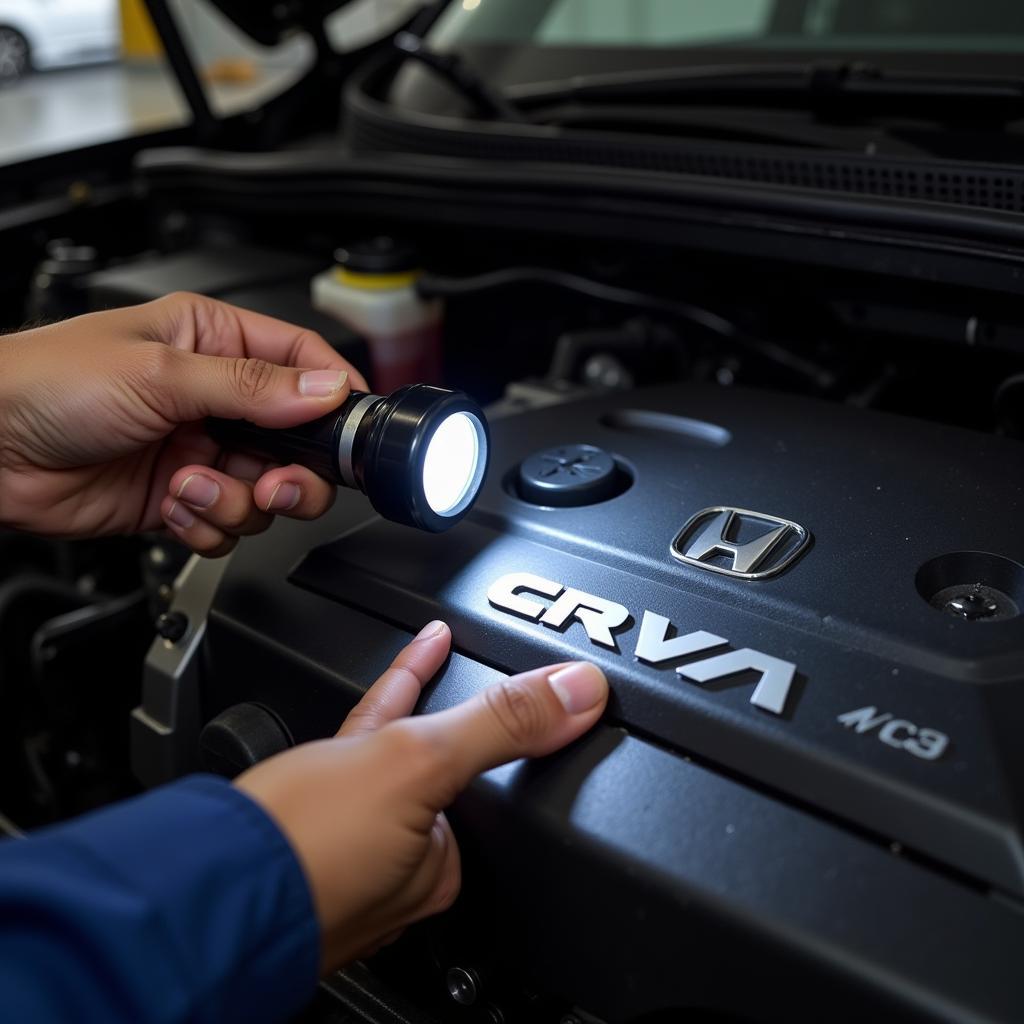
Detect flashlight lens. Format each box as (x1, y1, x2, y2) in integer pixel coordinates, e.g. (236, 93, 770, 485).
(422, 412, 485, 516)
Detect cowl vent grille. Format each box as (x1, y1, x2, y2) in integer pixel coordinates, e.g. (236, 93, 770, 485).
(347, 100, 1024, 215)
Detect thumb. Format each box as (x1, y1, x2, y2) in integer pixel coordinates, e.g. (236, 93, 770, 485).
(155, 349, 352, 428)
(409, 662, 608, 804)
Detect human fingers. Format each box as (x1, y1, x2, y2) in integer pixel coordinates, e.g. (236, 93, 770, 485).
(168, 465, 273, 537)
(251, 464, 338, 518)
(337, 622, 451, 738)
(401, 661, 609, 808)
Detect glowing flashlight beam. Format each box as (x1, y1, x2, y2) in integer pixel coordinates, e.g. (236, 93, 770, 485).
(422, 412, 484, 515)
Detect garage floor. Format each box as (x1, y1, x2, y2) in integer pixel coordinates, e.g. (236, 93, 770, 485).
(0, 60, 302, 166)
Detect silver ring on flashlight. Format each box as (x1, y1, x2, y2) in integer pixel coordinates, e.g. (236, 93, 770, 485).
(337, 394, 381, 489)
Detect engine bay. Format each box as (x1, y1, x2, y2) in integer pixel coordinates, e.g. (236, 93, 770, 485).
(3, 172, 1024, 1023)
(125, 375, 1023, 1022)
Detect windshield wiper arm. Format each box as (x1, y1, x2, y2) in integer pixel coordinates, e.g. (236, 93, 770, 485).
(510, 62, 1024, 123)
(393, 31, 526, 122)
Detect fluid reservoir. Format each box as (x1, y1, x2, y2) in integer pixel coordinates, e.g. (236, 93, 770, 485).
(311, 237, 443, 392)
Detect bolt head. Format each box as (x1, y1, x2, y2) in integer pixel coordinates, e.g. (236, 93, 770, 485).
(445, 966, 480, 1006)
(945, 591, 1000, 621)
(156, 611, 189, 643)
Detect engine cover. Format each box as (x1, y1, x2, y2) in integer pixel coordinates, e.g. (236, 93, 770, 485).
(136, 383, 1024, 1023)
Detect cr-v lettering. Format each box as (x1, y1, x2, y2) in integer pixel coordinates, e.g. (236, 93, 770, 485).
(487, 572, 798, 715)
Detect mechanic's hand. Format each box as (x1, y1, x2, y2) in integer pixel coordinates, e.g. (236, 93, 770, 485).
(235, 621, 609, 973)
(0, 292, 367, 556)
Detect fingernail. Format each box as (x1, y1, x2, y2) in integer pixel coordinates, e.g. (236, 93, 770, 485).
(415, 620, 447, 641)
(265, 482, 301, 512)
(165, 501, 195, 529)
(548, 663, 607, 715)
(299, 369, 347, 397)
(177, 473, 219, 510)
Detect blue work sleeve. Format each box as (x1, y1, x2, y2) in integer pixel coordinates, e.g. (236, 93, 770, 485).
(0, 773, 320, 1024)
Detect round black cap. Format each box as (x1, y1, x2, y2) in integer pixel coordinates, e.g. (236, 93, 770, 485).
(334, 236, 418, 274)
(518, 444, 619, 507)
(199, 703, 292, 779)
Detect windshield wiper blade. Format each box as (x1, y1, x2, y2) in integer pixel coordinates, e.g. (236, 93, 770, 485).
(529, 103, 935, 154)
(510, 62, 1024, 123)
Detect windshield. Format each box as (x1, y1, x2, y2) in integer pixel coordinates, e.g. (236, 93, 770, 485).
(385, 1, 1024, 164)
(433, 0, 1024, 52)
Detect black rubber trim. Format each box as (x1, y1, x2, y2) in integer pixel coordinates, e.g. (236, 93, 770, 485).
(347, 53, 1024, 217)
(136, 146, 1024, 255)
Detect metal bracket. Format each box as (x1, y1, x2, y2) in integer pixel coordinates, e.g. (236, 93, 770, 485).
(130, 553, 231, 788)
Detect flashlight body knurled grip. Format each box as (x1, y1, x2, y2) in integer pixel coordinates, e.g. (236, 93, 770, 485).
(206, 391, 376, 485)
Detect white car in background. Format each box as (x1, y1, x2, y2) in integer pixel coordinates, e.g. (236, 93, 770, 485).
(0, 0, 120, 81)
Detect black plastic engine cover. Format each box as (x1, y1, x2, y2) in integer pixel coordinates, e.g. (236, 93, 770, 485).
(197, 383, 1024, 1023)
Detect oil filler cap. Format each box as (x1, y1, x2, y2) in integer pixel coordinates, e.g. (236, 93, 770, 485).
(517, 444, 621, 507)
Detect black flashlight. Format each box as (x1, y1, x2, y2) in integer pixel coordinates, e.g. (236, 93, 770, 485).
(208, 384, 489, 533)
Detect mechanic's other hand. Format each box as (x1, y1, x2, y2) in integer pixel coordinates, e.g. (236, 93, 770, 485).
(0, 292, 368, 556)
(234, 622, 609, 973)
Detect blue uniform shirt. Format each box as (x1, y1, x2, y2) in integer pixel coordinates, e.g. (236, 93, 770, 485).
(0, 774, 320, 1023)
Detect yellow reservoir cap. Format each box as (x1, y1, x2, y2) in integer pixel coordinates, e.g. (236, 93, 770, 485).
(333, 267, 421, 291)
